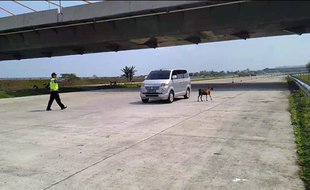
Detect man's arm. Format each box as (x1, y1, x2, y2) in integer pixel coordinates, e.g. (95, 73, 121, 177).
(54, 78, 65, 83)
(55, 75, 67, 83)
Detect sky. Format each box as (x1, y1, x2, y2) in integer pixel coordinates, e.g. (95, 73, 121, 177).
(1, 1, 310, 78)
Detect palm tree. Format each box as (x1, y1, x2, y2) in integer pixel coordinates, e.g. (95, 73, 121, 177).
(121, 66, 130, 82)
(128, 66, 137, 82)
(121, 66, 137, 82)
(306, 62, 310, 80)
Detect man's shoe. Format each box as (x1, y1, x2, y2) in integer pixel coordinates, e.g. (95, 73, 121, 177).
(61, 106, 67, 110)
(46, 109, 52, 111)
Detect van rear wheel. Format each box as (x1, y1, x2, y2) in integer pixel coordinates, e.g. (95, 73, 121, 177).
(184, 88, 190, 99)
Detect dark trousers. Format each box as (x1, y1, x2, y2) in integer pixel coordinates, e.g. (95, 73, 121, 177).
(47, 91, 65, 109)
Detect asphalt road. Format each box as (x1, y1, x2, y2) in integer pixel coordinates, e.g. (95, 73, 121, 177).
(0, 76, 304, 190)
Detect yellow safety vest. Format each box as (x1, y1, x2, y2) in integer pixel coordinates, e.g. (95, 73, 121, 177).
(50, 78, 59, 91)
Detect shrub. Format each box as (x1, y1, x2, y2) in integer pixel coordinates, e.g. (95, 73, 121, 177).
(290, 90, 310, 189)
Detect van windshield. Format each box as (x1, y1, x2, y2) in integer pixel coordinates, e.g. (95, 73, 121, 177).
(147, 71, 171, 80)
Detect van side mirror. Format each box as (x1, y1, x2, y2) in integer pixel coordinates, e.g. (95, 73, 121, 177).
(145, 75, 148, 79)
(172, 75, 177, 79)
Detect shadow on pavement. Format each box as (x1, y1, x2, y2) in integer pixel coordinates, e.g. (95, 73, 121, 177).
(191, 81, 289, 92)
(29, 110, 47, 113)
(130, 98, 184, 105)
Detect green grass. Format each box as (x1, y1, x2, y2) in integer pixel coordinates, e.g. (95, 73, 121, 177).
(296, 74, 310, 83)
(289, 90, 310, 189)
(286, 76, 293, 82)
(0, 90, 50, 99)
(0, 92, 13, 98)
(117, 83, 142, 88)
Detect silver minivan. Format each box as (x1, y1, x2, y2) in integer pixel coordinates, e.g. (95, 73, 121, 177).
(140, 69, 191, 103)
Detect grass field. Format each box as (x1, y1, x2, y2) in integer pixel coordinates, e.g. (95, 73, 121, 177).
(296, 74, 310, 83)
(190, 75, 259, 82)
(191, 76, 232, 82)
(0, 82, 143, 99)
(289, 90, 310, 189)
(0, 79, 49, 92)
(0, 77, 144, 92)
(0, 83, 143, 99)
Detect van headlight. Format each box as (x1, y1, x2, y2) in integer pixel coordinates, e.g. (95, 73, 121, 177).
(141, 83, 145, 88)
(161, 83, 169, 87)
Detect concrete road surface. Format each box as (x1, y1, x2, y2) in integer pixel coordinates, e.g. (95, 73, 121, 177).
(0, 76, 304, 190)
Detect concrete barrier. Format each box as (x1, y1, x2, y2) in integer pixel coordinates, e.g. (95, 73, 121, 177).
(0, 1, 202, 31)
(289, 75, 310, 97)
(0, 9, 58, 31)
(61, 1, 202, 22)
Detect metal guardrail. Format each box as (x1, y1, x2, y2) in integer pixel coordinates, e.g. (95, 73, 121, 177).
(288, 75, 310, 97)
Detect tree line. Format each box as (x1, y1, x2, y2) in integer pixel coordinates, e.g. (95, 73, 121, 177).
(189, 68, 258, 77)
(57, 66, 137, 84)
(307, 62, 310, 79)
(189, 70, 228, 77)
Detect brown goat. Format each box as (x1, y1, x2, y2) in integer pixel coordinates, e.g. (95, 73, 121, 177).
(198, 87, 213, 101)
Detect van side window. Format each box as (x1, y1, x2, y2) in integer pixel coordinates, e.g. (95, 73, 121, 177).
(177, 70, 184, 79)
(172, 70, 178, 79)
(183, 70, 189, 78)
(172, 70, 188, 79)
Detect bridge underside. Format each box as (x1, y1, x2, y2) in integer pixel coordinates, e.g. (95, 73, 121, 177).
(1, 1, 310, 61)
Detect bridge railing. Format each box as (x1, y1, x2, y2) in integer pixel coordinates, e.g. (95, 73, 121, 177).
(288, 74, 310, 97)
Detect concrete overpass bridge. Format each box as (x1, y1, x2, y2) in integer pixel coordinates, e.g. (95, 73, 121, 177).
(0, 1, 310, 61)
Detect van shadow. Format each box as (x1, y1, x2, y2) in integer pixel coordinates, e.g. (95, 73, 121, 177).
(130, 98, 183, 105)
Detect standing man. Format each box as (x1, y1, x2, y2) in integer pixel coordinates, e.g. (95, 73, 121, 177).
(46, 72, 67, 111)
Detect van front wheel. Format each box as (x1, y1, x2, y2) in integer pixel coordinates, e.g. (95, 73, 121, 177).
(167, 91, 174, 103)
(142, 98, 149, 103)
